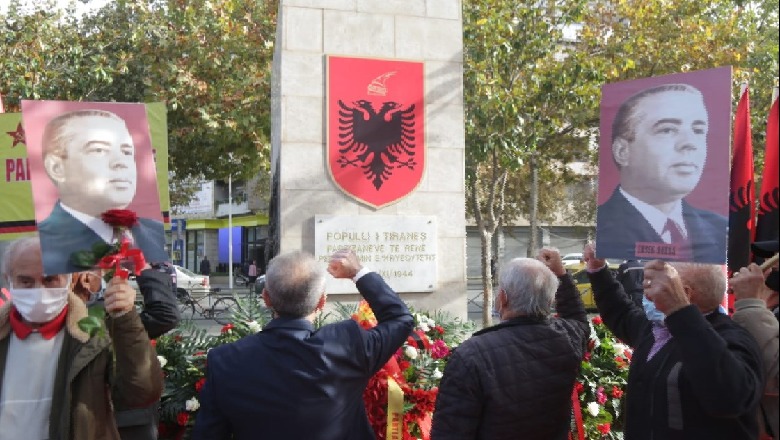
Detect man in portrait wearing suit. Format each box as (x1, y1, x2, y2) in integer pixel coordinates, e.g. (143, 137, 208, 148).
(191, 248, 414, 440)
(597, 83, 727, 264)
(37, 109, 168, 275)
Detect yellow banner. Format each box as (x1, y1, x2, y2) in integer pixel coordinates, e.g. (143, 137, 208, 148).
(0, 103, 170, 241)
(147, 102, 171, 225)
(0, 113, 35, 240)
(386, 376, 404, 440)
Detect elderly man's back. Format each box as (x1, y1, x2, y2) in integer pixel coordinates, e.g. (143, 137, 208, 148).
(432, 252, 587, 440)
(191, 255, 413, 440)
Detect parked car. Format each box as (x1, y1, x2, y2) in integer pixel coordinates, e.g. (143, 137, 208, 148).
(173, 265, 211, 299)
(561, 252, 584, 268)
(128, 262, 177, 308)
(567, 262, 620, 310)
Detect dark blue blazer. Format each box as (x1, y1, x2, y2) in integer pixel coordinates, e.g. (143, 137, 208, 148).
(37, 202, 168, 275)
(596, 188, 727, 264)
(191, 273, 414, 440)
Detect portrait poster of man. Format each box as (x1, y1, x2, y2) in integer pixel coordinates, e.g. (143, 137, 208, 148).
(596, 66, 731, 264)
(21, 100, 168, 275)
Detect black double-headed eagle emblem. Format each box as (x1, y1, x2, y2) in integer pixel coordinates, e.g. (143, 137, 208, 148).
(336, 99, 416, 190)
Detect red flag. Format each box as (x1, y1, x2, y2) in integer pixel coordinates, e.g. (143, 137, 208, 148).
(755, 96, 779, 245)
(728, 87, 754, 273)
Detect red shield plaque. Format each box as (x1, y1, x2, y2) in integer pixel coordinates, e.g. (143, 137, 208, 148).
(327, 56, 425, 209)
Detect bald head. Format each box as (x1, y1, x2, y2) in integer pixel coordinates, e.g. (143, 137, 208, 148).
(670, 262, 726, 313)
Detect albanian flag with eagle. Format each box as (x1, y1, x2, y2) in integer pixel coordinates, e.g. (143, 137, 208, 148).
(755, 96, 779, 247)
(728, 87, 754, 273)
(327, 56, 425, 209)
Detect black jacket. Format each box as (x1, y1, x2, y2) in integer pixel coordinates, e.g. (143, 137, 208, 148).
(431, 274, 588, 440)
(590, 267, 763, 440)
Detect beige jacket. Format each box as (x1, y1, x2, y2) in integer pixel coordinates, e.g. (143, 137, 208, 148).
(733, 298, 779, 440)
(0, 292, 163, 440)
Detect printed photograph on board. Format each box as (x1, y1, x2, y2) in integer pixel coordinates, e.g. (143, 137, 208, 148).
(596, 67, 731, 264)
(22, 100, 168, 275)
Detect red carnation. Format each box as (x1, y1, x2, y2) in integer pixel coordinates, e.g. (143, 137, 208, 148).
(611, 385, 624, 399)
(597, 423, 611, 435)
(583, 352, 591, 362)
(591, 315, 603, 325)
(195, 377, 206, 393)
(100, 209, 139, 229)
(176, 412, 189, 426)
(150, 339, 156, 347)
(221, 323, 234, 334)
(434, 325, 445, 334)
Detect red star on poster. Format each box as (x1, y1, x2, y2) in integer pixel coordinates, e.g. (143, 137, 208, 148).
(6, 122, 25, 148)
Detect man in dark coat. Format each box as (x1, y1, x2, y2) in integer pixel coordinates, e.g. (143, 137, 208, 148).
(116, 263, 180, 440)
(199, 256, 211, 276)
(617, 259, 645, 307)
(431, 248, 588, 440)
(596, 83, 727, 264)
(586, 245, 763, 439)
(191, 248, 413, 440)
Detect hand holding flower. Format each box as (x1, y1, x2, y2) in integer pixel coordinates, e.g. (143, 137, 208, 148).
(103, 276, 136, 318)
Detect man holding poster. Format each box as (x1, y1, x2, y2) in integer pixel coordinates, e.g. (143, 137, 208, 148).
(22, 101, 168, 275)
(596, 69, 730, 264)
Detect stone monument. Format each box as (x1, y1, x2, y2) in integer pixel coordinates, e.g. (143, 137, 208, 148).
(269, 0, 466, 318)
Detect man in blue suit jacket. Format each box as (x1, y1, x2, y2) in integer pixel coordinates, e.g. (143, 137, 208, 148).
(597, 83, 727, 264)
(192, 249, 414, 440)
(38, 109, 168, 275)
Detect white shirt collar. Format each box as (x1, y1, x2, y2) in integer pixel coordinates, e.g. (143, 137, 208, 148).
(60, 203, 115, 244)
(619, 188, 687, 242)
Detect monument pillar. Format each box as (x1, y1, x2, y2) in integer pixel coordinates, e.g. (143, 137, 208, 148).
(270, 0, 466, 317)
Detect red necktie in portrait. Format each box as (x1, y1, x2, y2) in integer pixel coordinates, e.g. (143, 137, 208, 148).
(663, 218, 685, 244)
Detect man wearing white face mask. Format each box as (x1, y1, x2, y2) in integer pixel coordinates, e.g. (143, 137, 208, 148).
(584, 243, 763, 440)
(0, 237, 163, 440)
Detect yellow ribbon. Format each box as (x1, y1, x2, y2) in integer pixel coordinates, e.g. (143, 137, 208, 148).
(386, 376, 404, 440)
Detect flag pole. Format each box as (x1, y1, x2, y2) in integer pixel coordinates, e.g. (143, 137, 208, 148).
(228, 174, 234, 290)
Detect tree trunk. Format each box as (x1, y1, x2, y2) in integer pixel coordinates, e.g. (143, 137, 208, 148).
(528, 154, 539, 257)
(480, 229, 494, 327)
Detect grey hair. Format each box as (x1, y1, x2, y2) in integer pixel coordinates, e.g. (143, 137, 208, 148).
(498, 257, 559, 317)
(670, 262, 726, 312)
(1, 237, 41, 280)
(264, 250, 326, 318)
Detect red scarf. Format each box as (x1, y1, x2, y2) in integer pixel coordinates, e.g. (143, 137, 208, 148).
(9, 306, 69, 340)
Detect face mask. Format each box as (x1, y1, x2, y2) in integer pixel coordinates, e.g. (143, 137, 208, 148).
(10, 282, 70, 323)
(642, 296, 665, 323)
(86, 278, 107, 306)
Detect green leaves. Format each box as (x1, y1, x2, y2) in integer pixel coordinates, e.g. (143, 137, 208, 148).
(78, 305, 106, 338)
(69, 241, 118, 270)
